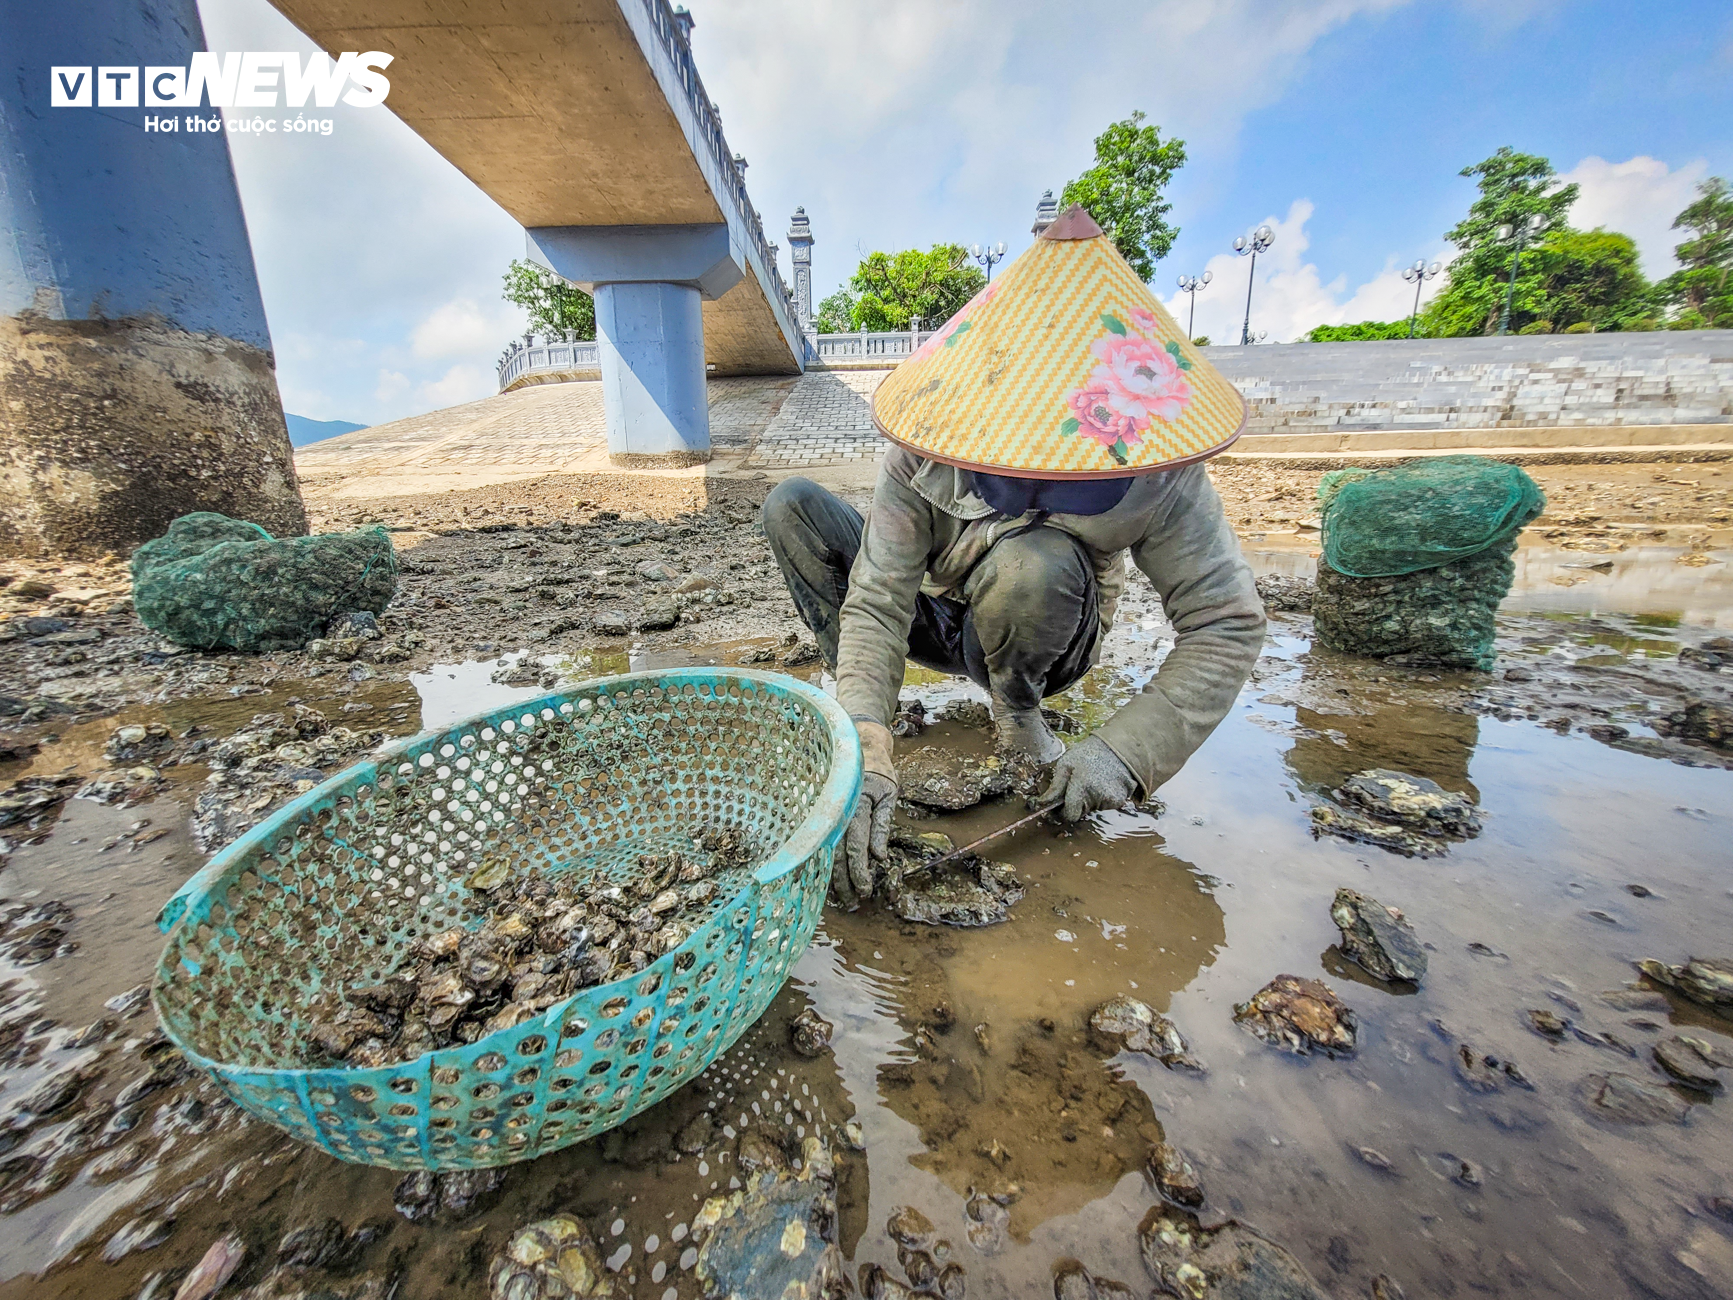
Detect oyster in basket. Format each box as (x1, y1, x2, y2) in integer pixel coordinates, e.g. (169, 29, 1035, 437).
(303, 822, 758, 1068)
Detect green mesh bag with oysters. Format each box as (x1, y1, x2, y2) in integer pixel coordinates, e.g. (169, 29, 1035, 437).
(1311, 457, 1545, 671)
(132, 512, 398, 652)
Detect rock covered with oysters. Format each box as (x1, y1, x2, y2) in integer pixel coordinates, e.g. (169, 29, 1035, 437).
(303, 825, 753, 1068)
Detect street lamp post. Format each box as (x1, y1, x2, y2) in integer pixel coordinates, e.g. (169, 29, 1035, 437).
(971, 242, 1007, 282)
(1233, 225, 1275, 345)
(1175, 271, 1213, 341)
(1401, 258, 1442, 338)
(1494, 215, 1539, 337)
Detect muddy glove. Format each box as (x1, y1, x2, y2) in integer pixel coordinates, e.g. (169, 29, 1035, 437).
(1037, 735, 1138, 822)
(840, 720, 897, 907)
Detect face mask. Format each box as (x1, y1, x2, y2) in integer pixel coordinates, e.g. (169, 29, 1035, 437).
(962, 470, 1134, 517)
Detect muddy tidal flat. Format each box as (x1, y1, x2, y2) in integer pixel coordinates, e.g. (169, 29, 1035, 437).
(0, 469, 1729, 1300)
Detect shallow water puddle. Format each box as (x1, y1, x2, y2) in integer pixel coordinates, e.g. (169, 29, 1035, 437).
(1, 614, 1729, 1299)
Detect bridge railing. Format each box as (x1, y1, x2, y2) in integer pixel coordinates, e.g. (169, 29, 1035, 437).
(810, 329, 937, 366)
(497, 335, 601, 390)
(636, 0, 803, 352)
(498, 328, 950, 389)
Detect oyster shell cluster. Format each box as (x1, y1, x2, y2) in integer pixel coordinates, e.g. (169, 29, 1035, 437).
(304, 825, 753, 1068)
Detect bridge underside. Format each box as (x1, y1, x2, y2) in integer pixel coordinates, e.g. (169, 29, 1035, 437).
(267, 0, 800, 379)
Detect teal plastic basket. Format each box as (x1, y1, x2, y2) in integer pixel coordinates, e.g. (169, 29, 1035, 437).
(152, 669, 860, 1171)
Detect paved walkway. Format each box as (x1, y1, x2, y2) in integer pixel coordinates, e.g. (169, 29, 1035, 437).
(295, 347, 1733, 501)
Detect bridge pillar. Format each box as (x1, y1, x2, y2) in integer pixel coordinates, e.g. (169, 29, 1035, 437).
(0, 0, 305, 558)
(594, 282, 710, 466)
(526, 223, 747, 466)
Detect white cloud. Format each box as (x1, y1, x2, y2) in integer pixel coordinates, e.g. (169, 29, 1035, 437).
(1558, 155, 1711, 275)
(1160, 200, 1447, 343)
(411, 298, 523, 362)
(374, 370, 411, 404)
(197, 0, 525, 425)
(196, 0, 1418, 421)
(416, 364, 494, 409)
(688, 0, 1412, 302)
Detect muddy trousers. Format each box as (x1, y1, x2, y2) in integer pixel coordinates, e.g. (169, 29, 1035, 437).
(761, 477, 1099, 712)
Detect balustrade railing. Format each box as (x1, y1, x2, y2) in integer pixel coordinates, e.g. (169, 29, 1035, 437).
(810, 330, 937, 365)
(499, 328, 944, 390)
(497, 336, 601, 391)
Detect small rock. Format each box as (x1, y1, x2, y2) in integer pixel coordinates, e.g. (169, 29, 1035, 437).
(859, 1264, 919, 1300)
(172, 1233, 245, 1300)
(1637, 956, 1733, 1011)
(675, 575, 714, 594)
(790, 1007, 833, 1058)
(1655, 699, 1733, 749)
(1053, 1260, 1137, 1299)
(1330, 888, 1427, 984)
(1255, 573, 1315, 612)
(1313, 769, 1481, 854)
(489, 1215, 618, 1299)
(973, 1023, 991, 1055)
(882, 832, 1024, 927)
(735, 1130, 789, 1176)
(105, 984, 152, 1018)
(1653, 1036, 1727, 1089)
(676, 1111, 714, 1155)
(326, 610, 381, 640)
(1147, 1142, 1205, 1207)
(897, 750, 1012, 812)
(393, 1167, 505, 1222)
(886, 1205, 935, 1249)
(277, 1218, 349, 1270)
(636, 560, 679, 583)
(592, 611, 631, 637)
(1138, 1206, 1330, 1300)
(1088, 995, 1202, 1071)
(696, 1143, 844, 1300)
(1526, 1009, 1569, 1038)
(780, 641, 823, 668)
(962, 1190, 1008, 1256)
(638, 598, 679, 631)
(1233, 975, 1357, 1056)
(1577, 1071, 1691, 1125)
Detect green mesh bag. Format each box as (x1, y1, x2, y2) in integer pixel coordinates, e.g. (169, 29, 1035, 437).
(1317, 456, 1545, 578)
(1312, 542, 1516, 671)
(132, 512, 398, 652)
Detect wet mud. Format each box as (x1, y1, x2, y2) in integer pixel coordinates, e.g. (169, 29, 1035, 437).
(1, 479, 1731, 1299)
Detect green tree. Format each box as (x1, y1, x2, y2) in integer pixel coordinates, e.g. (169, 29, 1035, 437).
(1528, 228, 1652, 332)
(502, 259, 596, 339)
(813, 287, 858, 333)
(1061, 111, 1187, 280)
(1422, 147, 1580, 336)
(847, 245, 985, 331)
(1660, 176, 1733, 329)
(1306, 320, 1417, 342)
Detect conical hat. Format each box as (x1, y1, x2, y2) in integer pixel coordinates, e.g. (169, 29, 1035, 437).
(872, 206, 1247, 477)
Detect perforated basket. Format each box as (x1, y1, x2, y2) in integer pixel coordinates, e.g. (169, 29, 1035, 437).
(152, 669, 860, 1171)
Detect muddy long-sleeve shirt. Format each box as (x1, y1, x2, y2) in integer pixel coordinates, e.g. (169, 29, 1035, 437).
(836, 448, 1267, 796)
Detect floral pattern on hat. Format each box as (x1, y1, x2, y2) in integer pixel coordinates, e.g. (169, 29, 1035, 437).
(1059, 312, 1194, 465)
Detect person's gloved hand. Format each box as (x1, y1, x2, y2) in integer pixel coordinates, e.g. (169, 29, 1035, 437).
(840, 720, 897, 907)
(1036, 735, 1138, 822)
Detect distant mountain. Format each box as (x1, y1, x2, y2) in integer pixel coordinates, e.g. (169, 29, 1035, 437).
(286, 414, 366, 447)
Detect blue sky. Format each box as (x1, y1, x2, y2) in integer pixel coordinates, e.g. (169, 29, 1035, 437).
(198, 0, 1732, 426)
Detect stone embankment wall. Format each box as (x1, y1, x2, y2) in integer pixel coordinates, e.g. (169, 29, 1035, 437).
(1200, 331, 1733, 436)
